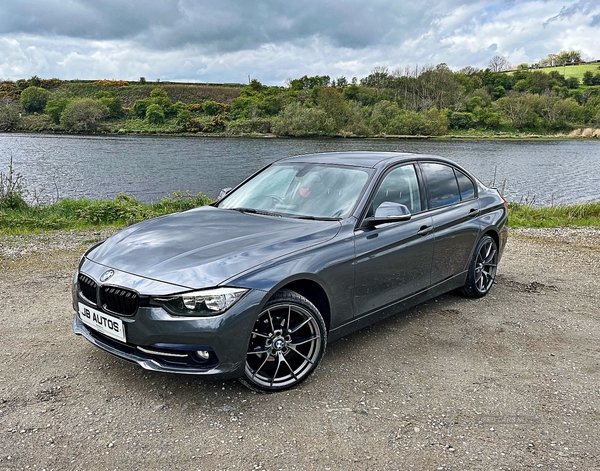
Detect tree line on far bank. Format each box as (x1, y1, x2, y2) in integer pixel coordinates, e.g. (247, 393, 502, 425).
(1, 61, 600, 137)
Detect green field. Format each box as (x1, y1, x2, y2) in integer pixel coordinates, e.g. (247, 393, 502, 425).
(516, 62, 600, 81)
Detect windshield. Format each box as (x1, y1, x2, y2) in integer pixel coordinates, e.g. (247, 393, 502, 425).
(218, 163, 372, 219)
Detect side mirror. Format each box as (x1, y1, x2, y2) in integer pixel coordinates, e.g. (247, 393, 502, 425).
(218, 187, 233, 200)
(363, 202, 412, 227)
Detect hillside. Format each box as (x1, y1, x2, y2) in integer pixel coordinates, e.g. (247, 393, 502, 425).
(1, 65, 599, 137)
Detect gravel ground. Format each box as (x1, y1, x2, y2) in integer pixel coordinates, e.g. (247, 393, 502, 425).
(1, 227, 599, 471)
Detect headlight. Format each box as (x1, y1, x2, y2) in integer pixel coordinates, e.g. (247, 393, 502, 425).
(151, 287, 248, 316)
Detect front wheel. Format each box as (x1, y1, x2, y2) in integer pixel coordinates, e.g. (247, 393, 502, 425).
(461, 235, 498, 298)
(239, 290, 327, 392)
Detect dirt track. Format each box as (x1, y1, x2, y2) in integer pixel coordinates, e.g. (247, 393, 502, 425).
(1, 228, 599, 470)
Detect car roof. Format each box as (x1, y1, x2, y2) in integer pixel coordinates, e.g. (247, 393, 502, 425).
(279, 151, 455, 169)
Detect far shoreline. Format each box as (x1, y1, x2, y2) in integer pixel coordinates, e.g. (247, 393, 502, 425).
(2, 129, 599, 141)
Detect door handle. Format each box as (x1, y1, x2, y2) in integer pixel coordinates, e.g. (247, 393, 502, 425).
(417, 225, 433, 236)
(468, 208, 480, 217)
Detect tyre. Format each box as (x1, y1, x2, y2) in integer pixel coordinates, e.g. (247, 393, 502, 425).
(239, 290, 327, 392)
(461, 235, 498, 298)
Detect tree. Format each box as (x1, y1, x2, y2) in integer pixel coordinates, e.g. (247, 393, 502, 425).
(361, 66, 391, 96)
(45, 98, 70, 124)
(288, 75, 331, 91)
(494, 92, 538, 130)
(538, 92, 570, 130)
(414, 63, 463, 111)
(20, 86, 50, 113)
(316, 87, 348, 131)
(488, 55, 510, 72)
(333, 76, 348, 88)
(557, 50, 582, 65)
(342, 102, 371, 135)
(370, 100, 400, 133)
(60, 98, 109, 131)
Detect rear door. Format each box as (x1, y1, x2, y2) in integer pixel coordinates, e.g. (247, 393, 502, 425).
(419, 162, 481, 285)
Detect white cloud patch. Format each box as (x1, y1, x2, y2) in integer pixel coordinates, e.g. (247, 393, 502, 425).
(0, 0, 598, 85)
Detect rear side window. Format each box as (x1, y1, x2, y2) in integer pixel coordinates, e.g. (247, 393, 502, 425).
(421, 163, 461, 208)
(456, 169, 475, 200)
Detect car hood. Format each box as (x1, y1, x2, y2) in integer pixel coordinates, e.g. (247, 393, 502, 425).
(86, 206, 341, 289)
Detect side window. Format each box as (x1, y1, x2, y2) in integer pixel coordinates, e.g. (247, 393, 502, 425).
(371, 164, 422, 215)
(456, 169, 475, 200)
(421, 163, 461, 209)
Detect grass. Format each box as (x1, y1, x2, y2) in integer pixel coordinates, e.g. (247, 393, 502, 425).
(508, 201, 600, 228)
(506, 63, 600, 81)
(539, 63, 600, 81)
(2, 196, 599, 234)
(0, 192, 214, 234)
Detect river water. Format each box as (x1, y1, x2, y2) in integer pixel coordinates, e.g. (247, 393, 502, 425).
(1, 133, 599, 205)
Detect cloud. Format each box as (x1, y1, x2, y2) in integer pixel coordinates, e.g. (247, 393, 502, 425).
(0, 0, 598, 85)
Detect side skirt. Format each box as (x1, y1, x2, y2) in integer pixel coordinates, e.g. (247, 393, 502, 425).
(328, 272, 466, 342)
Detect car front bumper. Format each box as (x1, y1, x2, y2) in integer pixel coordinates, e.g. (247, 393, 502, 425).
(72, 266, 266, 379)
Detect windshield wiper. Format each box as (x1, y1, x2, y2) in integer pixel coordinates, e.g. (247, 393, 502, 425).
(229, 207, 282, 217)
(291, 215, 340, 221)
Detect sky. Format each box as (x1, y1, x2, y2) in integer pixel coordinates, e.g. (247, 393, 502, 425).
(0, 0, 598, 86)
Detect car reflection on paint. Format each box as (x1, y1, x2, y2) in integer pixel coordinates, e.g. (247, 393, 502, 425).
(73, 151, 508, 392)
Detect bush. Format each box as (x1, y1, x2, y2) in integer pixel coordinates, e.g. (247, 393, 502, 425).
(0, 155, 28, 210)
(60, 98, 109, 131)
(145, 103, 165, 124)
(449, 111, 475, 130)
(188, 103, 203, 113)
(149, 87, 172, 112)
(370, 100, 400, 134)
(203, 100, 220, 116)
(97, 91, 123, 119)
(225, 118, 272, 134)
(0, 106, 19, 131)
(386, 109, 447, 136)
(583, 71, 594, 86)
(176, 109, 193, 126)
(20, 86, 51, 113)
(185, 116, 214, 133)
(0, 81, 19, 99)
(272, 102, 330, 136)
(132, 99, 149, 118)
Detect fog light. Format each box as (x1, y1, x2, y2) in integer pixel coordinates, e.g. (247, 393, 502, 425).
(196, 350, 210, 360)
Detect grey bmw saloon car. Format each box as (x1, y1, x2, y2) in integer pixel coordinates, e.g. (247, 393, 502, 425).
(73, 151, 508, 391)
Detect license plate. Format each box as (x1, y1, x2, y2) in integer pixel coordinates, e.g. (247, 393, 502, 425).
(78, 302, 126, 343)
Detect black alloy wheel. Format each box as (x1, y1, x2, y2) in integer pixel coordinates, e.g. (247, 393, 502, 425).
(461, 235, 498, 298)
(240, 290, 327, 392)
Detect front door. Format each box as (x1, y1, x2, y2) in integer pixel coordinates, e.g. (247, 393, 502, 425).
(353, 164, 434, 317)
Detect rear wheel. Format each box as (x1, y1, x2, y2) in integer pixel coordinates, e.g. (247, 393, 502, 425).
(239, 290, 327, 392)
(461, 235, 498, 298)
